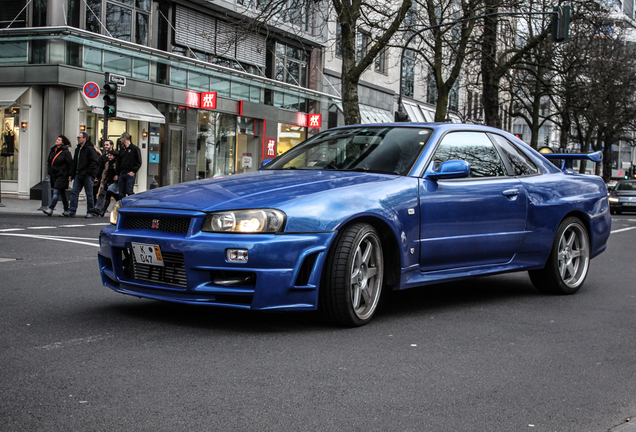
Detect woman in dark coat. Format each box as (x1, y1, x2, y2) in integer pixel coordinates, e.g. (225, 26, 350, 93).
(94, 149, 119, 217)
(43, 135, 73, 216)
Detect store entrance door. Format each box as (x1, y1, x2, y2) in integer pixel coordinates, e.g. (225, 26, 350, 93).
(166, 126, 185, 185)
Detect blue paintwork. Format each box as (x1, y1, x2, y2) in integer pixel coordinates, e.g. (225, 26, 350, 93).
(98, 123, 611, 311)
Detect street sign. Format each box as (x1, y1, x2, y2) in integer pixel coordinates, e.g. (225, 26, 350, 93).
(106, 72, 126, 87)
(83, 82, 100, 99)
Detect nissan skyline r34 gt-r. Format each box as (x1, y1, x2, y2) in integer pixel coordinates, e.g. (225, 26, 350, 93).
(98, 123, 611, 326)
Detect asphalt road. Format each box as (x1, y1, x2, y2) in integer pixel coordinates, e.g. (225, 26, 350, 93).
(1, 210, 635, 432)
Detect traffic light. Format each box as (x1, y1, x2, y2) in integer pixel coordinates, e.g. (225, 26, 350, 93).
(551, 5, 570, 43)
(103, 83, 118, 117)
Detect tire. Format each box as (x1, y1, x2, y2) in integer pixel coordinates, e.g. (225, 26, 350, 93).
(321, 223, 384, 327)
(529, 217, 590, 295)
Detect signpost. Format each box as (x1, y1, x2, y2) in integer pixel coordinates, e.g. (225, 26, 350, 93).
(103, 73, 126, 144)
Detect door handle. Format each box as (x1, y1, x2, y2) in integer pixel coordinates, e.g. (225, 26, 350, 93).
(502, 188, 520, 197)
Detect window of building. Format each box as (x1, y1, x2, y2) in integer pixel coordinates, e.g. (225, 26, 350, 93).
(0, 109, 20, 181)
(356, 31, 370, 63)
(374, 48, 388, 74)
(1, 0, 27, 28)
(274, 42, 308, 87)
(401, 49, 415, 98)
(336, 24, 342, 59)
(85, 0, 151, 46)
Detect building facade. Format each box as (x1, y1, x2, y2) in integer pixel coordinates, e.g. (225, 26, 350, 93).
(0, 0, 335, 198)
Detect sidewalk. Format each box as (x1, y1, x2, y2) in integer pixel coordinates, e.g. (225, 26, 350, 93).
(0, 196, 46, 214)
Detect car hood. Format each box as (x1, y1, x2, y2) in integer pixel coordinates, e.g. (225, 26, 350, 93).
(122, 170, 400, 212)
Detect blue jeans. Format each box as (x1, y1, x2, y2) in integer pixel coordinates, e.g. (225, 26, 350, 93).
(49, 188, 69, 212)
(69, 175, 95, 215)
(118, 172, 136, 198)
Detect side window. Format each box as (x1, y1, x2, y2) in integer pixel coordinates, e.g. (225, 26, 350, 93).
(490, 134, 539, 176)
(433, 132, 507, 178)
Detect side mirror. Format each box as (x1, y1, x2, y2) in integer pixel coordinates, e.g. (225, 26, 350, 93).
(424, 160, 470, 180)
(259, 159, 273, 169)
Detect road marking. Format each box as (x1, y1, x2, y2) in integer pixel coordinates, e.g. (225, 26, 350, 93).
(35, 334, 112, 350)
(0, 228, 24, 232)
(0, 233, 99, 247)
(0, 258, 16, 262)
(59, 224, 87, 228)
(27, 226, 56, 230)
(611, 226, 636, 234)
(88, 223, 109, 226)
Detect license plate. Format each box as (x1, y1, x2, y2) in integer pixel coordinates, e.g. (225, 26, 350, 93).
(131, 243, 164, 267)
(623, 202, 636, 206)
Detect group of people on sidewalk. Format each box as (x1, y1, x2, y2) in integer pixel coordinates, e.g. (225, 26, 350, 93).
(43, 132, 142, 218)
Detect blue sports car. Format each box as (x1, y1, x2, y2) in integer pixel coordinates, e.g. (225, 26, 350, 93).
(98, 123, 611, 326)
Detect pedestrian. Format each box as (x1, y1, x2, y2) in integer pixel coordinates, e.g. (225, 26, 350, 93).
(117, 132, 142, 199)
(94, 139, 113, 202)
(68, 131, 99, 218)
(42, 135, 73, 216)
(93, 149, 119, 217)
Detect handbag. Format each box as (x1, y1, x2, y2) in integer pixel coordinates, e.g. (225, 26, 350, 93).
(107, 182, 120, 194)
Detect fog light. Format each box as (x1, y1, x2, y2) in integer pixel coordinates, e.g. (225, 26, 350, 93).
(227, 248, 248, 263)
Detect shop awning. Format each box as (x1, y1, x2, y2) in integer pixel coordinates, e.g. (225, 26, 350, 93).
(81, 93, 166, 124)
(0, 87, 29, 110)
(331, 102, 394, 124)
(403, 102, 426, 123)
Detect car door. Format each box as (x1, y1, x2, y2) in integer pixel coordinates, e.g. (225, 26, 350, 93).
(419, 131, 528, 271)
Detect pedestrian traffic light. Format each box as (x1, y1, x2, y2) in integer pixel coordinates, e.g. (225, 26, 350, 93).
(103, 83, 118, 117)
(551, 5, 570, 43)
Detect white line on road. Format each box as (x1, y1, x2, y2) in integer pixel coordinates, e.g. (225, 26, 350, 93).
(27, 226, 57, 230)
(611, 226, 636, 234)
(0, 228, 24, 232)
(0, 233, 99, 247)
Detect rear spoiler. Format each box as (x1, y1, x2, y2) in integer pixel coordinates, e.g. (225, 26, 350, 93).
(542, 151, 603, 171)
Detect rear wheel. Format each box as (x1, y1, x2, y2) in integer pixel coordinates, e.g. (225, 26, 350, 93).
(321, 223, 384, 327)
(529, 217, 590, 295)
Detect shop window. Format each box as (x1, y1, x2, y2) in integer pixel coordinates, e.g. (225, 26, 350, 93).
(232, 83, 250, 100)
(196, 111, 237, 178)
(277, 123, 306, 155)
(0, 110, 20, 181)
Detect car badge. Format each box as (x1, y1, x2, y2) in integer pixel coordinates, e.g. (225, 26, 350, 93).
(151, 219, 160, 230)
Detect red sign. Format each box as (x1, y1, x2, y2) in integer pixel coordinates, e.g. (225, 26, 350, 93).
(186, 92, 200, 108)
(308, 114, 322, 128)
(295, 113, 322, 128)
(265, 138, 277, 158)
(201, 92, 217, 109)
(83, 82, 100, 99)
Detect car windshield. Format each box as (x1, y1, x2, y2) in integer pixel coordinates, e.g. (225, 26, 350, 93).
(616, 181, 636, 191)
(264, 126, 433, 175)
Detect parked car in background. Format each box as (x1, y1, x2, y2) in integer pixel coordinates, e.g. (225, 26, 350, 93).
(609, 179, 636, 214)
(98, 124, 611, 326)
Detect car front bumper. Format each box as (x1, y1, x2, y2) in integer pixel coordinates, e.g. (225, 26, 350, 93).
(98, 224, 337, 311)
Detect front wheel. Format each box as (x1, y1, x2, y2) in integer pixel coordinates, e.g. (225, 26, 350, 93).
(529, 217, 590, 295)
(321, 223, 384, 327)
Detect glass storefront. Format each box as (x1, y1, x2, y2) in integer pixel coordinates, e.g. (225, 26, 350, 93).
(0, 108, 20, 181)
(277, 122, 306, 156)
(196, 111, 239, 178)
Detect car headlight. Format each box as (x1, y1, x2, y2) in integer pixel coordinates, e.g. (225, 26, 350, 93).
(110, 200, 123, 225)
(608, 197, 619, 203)
(202, 209, 286, 233)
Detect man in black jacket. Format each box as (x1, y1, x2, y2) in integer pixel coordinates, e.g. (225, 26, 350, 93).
(67, 132, 99, 218)
(117, 132, 142, 198)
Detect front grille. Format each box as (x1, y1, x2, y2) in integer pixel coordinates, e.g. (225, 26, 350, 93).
(125, 216, 191, 234)
(132, 251, 188, 288)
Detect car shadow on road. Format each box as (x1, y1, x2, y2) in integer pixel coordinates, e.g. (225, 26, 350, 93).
(96, 273, 541, 332)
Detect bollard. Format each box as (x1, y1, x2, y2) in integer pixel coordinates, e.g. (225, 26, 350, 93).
(0, 178, 4, 207)
(38, 176, 52, 211)
(149, 175, 158, 190)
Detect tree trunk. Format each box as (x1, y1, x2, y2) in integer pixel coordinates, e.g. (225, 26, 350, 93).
(481, 4, 501, 128)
